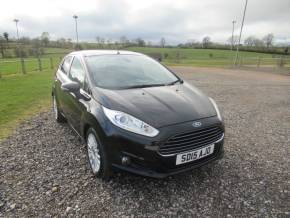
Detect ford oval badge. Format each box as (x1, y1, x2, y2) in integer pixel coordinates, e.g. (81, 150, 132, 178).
(192, 121, 202, 128)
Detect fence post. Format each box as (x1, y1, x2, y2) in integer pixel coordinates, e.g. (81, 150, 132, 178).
(257, 57, 261, 67)
(50, 57, 54, 69)
(176, 52, 180, 63)
(238, 57, 242, 67)
(278, 56, 284, 67)
(21, 58, 26, 74)
(38, 58, 42, 71)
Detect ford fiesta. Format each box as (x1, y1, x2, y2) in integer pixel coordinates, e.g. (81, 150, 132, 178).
(52, 50, 224, 179)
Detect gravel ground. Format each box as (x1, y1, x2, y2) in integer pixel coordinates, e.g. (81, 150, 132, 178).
(1, 67, 290, 217)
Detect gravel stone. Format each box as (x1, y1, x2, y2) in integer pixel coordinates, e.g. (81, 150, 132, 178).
(1, 67, 290, 217)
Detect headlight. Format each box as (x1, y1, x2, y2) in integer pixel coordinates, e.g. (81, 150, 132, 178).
(209, 98, 222, 121)
(102, 106, 159, 137)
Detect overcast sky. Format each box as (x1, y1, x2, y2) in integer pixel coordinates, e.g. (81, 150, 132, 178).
(0, 0, 289, 45)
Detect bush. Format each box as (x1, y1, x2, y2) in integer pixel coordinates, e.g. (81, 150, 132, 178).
(74, 44, 83, 50)
(27, 47, 45, 57)
(3, 50, 14, 58)
(13, 47, 28, 58)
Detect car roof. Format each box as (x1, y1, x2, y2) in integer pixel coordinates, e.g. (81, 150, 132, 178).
(68, 50, 143, 57)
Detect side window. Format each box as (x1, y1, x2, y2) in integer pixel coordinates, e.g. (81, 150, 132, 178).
(83, 77, 90, 93)
(61, 56, 72, 74)
(68, 57, 85, 86)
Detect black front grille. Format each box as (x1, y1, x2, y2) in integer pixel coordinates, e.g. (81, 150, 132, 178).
(159, 126, 224, 156)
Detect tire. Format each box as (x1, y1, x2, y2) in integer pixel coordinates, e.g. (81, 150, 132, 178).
(53, 95, 66, 123)
(86, 128, 111, 179)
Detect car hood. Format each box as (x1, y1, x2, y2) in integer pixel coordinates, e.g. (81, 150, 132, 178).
(92, 82, 216, 128)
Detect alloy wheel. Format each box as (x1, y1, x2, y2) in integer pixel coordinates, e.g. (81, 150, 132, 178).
(87, 133, 101, 174)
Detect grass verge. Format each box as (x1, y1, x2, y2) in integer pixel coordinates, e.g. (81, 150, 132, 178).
(0, 70, 54, 141)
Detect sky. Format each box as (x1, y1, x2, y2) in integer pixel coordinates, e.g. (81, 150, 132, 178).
(0, 0, 289, 45)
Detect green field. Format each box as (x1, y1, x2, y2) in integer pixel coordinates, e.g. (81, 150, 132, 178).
(128, 47, 289, 67)
(0, 70, 53, 140)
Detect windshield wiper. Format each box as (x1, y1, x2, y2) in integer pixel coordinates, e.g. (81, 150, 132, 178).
(165, 79, 182, 86)
(124, 83, 166, 89)
(123, 79, 182, 89)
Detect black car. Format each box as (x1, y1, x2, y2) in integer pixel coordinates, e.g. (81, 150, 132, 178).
(52, 50, 224, 179)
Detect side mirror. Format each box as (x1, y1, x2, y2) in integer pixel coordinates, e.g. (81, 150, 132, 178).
(61, 81, 80, 93)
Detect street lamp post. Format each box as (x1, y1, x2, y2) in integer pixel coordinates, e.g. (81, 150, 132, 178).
(13, 19, 19, 41)
(13, 19, 26, 73)
(231, 20, 236, 50)
(234, 0, 248, 66)
(73, 15, 79, 48)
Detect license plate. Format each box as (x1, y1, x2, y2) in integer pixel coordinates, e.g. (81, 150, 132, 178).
(176, 144, 215, 165)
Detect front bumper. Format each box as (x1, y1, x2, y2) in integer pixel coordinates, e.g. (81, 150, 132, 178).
(102, 116, 225, 178)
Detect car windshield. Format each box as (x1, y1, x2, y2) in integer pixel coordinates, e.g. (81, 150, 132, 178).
(85, 54, 179, 89)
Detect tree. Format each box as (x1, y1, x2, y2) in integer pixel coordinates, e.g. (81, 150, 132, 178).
(0, 36, 6, 58)
(119, 36, 129, 47)
(40, 32, 50, 47)
(135, 37, 145, 47)
(96, 36, 102, 48)
(263, 33, 274, 49)
(67, 38, 73, 48)
(95, 36, 106, 48)
(19, 37, 31, 45)
(244, 36, 256, 47)
(227, 35, 238, 48)
(3, 32, 9, 42)
(202, 36, 211, 48)
(253, 38, 264, 47)
(56, 38, 67, 48)
(160, 37, 166, 48)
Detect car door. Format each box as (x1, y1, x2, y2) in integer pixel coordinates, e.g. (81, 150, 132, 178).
(66, 56, 88, 133)
(54, 56, 73, 116)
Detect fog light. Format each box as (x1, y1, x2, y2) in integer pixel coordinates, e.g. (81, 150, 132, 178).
(121, 156, 131, 165)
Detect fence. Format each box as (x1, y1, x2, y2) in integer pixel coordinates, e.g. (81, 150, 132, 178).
(0, 56, 64, 77)
(162, 55, 290, 68)
(231, 56, 290, 68)
(0, 55, 289, 77)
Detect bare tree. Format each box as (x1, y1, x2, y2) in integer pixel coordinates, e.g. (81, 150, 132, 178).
(3, 32, 9, 42)
(19, 37, 31, 45)
(96, 36, 101, 48)
(160, 37, 166, 48)
(0, 36, 6, 58)
(120, 36, 129, 47)
(202, 36, 211, 48)
(227, 35, 238, 47)
(244, 36, 256, 47)
(253, 38, 264, 47)
(263, 33, 274, 49)
(135, 37, 145, 47)
(106, 39, 112, 48)
(40, 32, 50, 47)
(56, 38, 66, 48)
(100, 38, 105, 48)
